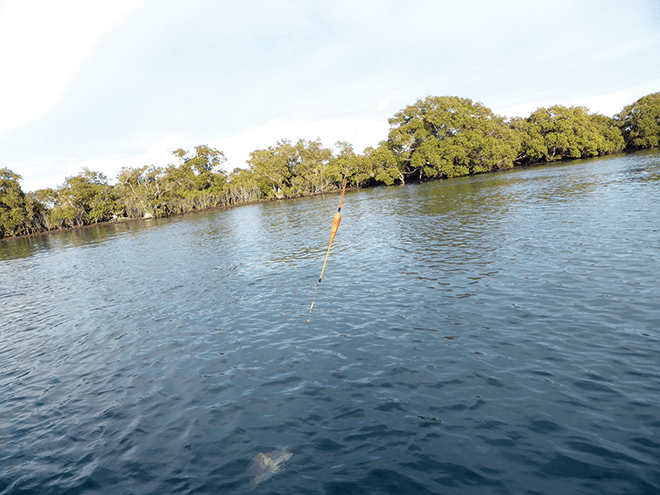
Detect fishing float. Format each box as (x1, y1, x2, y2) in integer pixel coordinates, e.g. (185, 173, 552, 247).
(308, 178, 348, 319)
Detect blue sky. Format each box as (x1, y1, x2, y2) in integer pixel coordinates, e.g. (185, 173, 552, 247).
(1, 0, 659, 192)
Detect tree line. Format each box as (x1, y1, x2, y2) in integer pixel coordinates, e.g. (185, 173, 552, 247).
(1, 91, 659, 239)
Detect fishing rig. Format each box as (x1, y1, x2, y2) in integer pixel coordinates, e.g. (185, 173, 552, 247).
(308, 178, 348, 321)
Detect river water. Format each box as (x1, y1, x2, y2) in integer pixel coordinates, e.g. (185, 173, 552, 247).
(1, 150, 659, 494)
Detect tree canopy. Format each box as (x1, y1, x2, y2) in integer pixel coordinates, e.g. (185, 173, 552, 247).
(0, 169, 44, 238)
(615, 92, 660, 150)
(511, 105, 624, 163)
(387, 96, 521, 181)
(247, 138, 341, 199)
(2, 91, 659, 239)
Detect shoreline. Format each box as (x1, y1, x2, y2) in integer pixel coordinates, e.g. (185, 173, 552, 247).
(0, 149, 651, 243)
(0, 186, 359, 243)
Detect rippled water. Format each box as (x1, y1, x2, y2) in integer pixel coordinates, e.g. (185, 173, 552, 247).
(2, 150, 659, 494)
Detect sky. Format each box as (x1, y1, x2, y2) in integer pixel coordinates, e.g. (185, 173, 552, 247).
(1, 0, 659, 192)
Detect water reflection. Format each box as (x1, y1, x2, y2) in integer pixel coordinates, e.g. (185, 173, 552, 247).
(0, 218, 167, 262)
(0, 235, 48, 261)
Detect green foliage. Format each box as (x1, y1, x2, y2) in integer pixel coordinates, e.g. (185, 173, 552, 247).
(387, 96, 520, 181)
(329, 141, 376, 188)
(158, 146, 229, 214)
(0, 168, 46, 238)
(248, 138, 339, 199)
(0, 168, 27, 238)
(2, 92, 657, 240)
(590, 114, 626, 155)
(174, 145, 227, 174)
(615, 92, 660, 150)
(117, 146, 230, 217)
(367, 143, 403, 186)
(247, 143, 292, 199)
(32, 188, 59, 230)
(117, 165, 168, 218)
(49, 168, 118, 227)
(512, 105, 625, 163)
(289, 139, 334, 196)
(227, 168, 260, 204)
(168, 146, 228, 194)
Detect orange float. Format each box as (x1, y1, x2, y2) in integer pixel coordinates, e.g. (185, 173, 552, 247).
(309, 178, 348, 316)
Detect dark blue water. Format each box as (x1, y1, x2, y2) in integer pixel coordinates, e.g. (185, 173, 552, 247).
(1, 150, 659, 494)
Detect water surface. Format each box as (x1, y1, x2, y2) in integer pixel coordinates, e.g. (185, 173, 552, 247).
(1, 150, 659, 494)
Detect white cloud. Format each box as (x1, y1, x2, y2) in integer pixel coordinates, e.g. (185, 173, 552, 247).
(4, 1, 658, 194)
(213, 117, 390, 171)
(494, 80, 660, 118)
(16, 117, 392, 192)
(493, 101, 555, 119)
(0, 0, 143, 134)
(562, 82, 660, 116)
(16, 133, 185, 192)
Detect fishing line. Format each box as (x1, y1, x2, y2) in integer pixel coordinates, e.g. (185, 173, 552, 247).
(307, 178, 348, 324)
